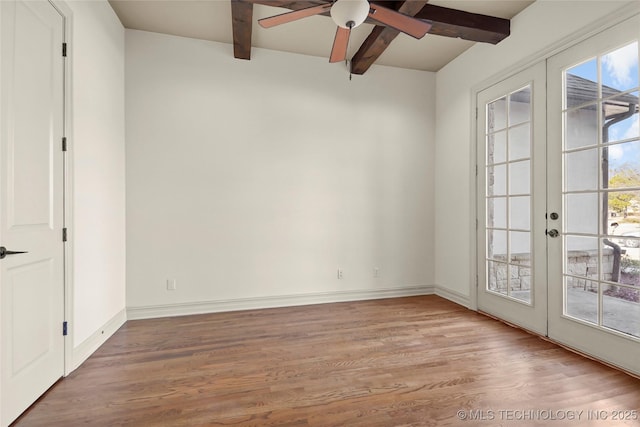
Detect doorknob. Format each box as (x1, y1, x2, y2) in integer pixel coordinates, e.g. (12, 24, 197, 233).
(0, 246, 28, 259)
(547, 229, 559, 238)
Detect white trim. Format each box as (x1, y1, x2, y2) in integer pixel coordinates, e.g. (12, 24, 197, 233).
(469, 2, 640, 307)
(127, 286, 435, 320)
(0, 3, 4, 421)
(435, 285, 470, 308)
(71, 308, 126, 372)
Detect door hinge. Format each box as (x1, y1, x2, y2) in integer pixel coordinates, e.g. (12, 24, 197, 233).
(475, 275, 479, 288)
(63, 321, 68, 336)
(475, 108, 478, 119)
(62, 137, 67, 152)
(62, 43, 67, 57)
(62, 228, 68, 242)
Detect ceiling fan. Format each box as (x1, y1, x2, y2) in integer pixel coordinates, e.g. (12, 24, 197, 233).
(258, 0, 432, 63)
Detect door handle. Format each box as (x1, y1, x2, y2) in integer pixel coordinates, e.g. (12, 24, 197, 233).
(547, 229, 559, 238)
(0, 246, 28, 259)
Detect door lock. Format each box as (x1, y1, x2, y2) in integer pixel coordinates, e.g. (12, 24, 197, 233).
(549, 212, 559, 220)
(547, 229, 559, 238)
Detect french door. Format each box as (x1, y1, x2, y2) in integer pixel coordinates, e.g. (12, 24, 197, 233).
(477, 61, 548, 336)
(547, 14, 640, 376)
(478, 13, 640, 376)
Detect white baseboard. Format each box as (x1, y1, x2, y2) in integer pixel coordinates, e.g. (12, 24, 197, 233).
(127, 285, 436, 320)
(434, 285, 470, 308)
(71, 308, 127, 372)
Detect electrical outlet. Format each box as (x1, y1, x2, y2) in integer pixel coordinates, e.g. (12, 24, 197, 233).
(374, 267, 380, 278)
(337, 268, 343, 279)
(167, 279, 177, 290)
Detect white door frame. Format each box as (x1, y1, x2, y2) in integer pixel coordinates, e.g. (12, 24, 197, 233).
(48, 0, 75, 378)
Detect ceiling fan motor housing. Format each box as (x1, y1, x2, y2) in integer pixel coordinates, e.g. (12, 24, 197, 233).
(330, 0, 370, 29)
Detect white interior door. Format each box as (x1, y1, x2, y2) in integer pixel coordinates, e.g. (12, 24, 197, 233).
(477, 62, 547, 336)
(547, 14, 640, 376)
(0, 0, 66, 424)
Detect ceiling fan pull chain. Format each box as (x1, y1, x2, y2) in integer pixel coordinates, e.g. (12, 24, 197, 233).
(346, 22, 352, 81)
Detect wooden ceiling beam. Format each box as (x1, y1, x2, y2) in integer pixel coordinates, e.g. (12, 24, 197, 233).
(231, 0, 254, 60)
(350, 2, 510, 75)
(416, 4, 510, 45)
(350, 0, 428, 75)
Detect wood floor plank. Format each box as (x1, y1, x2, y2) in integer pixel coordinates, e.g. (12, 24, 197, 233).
(12, 296, 640, 426)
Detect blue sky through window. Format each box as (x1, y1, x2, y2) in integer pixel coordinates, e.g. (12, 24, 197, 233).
(566, 42, 639, 172)
(568, 58, 597, 83)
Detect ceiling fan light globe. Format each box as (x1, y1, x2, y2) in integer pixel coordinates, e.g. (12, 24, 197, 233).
(330, 0, 370, 29)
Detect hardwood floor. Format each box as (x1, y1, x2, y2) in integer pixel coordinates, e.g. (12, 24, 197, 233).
(13, 296, 640, 426)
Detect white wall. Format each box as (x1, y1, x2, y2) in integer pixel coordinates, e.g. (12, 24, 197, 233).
(126, 30, 435, 315)
(67, 0, 126, 357)
(434, 0, 636, 302)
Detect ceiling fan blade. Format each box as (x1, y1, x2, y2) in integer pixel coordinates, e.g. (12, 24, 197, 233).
(329, 26, 350, 63)
(258, 3, 332, 29)
(368, 3, 432, 39)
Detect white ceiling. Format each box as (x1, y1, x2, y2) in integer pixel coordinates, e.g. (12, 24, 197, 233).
(108, 0, 535, 72)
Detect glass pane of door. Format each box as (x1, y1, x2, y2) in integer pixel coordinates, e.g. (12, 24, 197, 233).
(486, 87, 533, 303)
